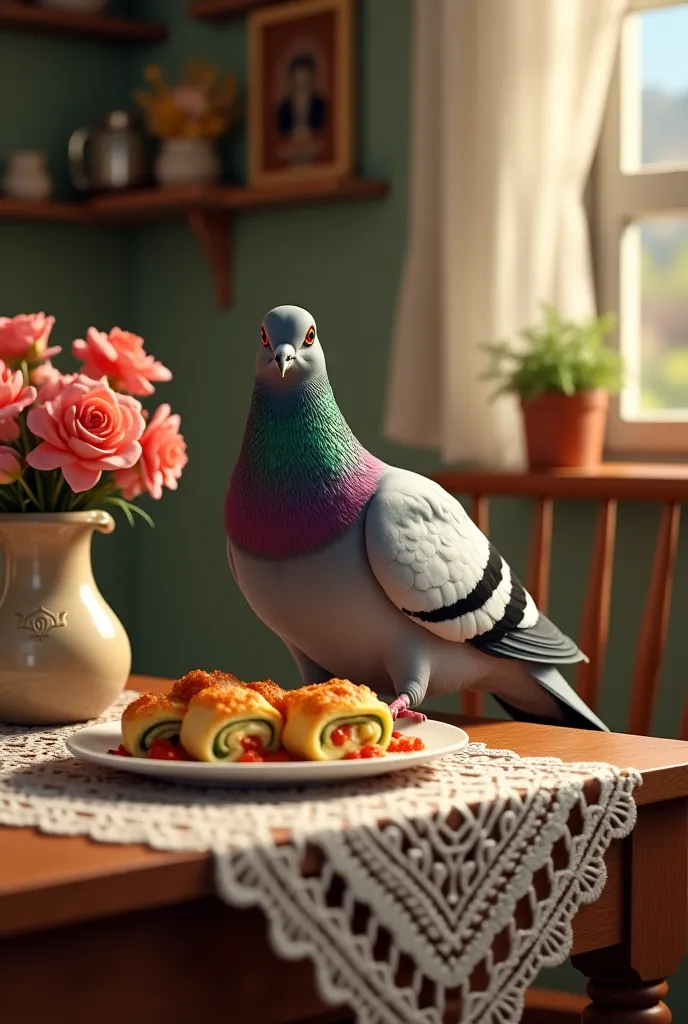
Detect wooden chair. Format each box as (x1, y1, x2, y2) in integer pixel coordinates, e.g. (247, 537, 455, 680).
(430, 461, 688, 1023)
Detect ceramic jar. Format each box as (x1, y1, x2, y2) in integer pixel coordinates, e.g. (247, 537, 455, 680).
(2, 150, 52, 202)
(155, 138, 221, 187)
(0, 511, 131, 725)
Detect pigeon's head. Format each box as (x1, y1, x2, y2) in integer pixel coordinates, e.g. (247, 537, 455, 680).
(255, 304, 326, 386)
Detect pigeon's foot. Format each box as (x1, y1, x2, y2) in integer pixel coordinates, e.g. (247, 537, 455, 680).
(389, 695, 428, 723)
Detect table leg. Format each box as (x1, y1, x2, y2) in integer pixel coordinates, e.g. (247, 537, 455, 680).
(572, 945, 672, 1023)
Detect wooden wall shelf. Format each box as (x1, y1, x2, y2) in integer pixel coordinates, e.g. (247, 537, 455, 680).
(189, 0, 286, 20)
(0, 197, 87, 222)
(0, 3, 166, 43)
(0, 177, 389, 304)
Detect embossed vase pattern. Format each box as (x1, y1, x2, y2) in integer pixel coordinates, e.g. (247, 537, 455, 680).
(0, 511, 131, 724)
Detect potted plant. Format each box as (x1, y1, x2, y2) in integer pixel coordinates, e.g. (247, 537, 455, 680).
(481, 303, 623, 470)
(134, 60, 239, 188)
(0, 313, 187, 725)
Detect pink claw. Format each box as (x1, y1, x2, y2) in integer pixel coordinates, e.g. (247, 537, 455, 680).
(389, 696, 427, 723)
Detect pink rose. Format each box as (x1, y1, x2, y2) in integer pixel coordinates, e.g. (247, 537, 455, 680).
(0, 313, 60, 364)
(26, 374, 145, 493)
(0, 360, 37, 442)
(173, 85, 208, 119)
(35, 370, 78, 405)
(0, 446, 23, 485)
(30, 359, 63, 392)
(115, 403, 187, 500)
(72, 326, 172, 397)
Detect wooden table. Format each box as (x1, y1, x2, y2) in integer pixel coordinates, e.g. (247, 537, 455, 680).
(0, 676, 686, 1024)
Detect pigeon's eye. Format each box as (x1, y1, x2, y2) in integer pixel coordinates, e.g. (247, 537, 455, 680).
(260, 326, 270, 347)
(304, 327, 316, 346)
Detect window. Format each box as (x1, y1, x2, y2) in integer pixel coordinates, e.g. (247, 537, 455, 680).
(596, 0, 688, 454)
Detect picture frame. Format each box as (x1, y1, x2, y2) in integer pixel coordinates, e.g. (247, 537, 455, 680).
(247, 0, 354, 188)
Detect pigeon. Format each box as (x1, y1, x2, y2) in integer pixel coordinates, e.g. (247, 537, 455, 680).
(224, 305, 608, 731)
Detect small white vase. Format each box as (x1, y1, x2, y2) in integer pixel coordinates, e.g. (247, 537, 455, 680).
(155, 138, 221, 187)
(2, 150, 52, 202)
(0, 511, 131, 725)
(38, 0, 108, 12)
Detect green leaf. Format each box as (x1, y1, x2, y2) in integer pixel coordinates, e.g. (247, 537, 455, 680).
(128, 502, 155, 529)
(106, 496, 155, 529)
(106, 496, 135, 526)
(482, 303, 623, 401)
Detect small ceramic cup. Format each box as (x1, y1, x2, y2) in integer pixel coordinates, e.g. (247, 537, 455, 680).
(2, 150, 53, 202)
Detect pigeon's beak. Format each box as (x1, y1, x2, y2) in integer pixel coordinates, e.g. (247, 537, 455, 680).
(273, 343, 296, 378)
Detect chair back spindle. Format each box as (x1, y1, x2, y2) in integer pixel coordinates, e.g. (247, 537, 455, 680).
(471, 494, 489, 535)
(525, 498, 554, 612)
(628, 502, 681, 736)
(576, 499, 617, 713)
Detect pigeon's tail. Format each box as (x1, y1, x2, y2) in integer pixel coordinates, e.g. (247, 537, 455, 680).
(494, 663, 609, 732)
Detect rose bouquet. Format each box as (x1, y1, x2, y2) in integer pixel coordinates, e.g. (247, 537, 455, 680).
(0, 314, 187, 526)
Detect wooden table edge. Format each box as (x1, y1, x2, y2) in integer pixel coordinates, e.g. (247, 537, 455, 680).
(0, 679, 685, 939)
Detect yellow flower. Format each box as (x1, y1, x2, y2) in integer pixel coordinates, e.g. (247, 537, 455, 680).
(133, 59, 238, 140)
(143, 64, 163, 84)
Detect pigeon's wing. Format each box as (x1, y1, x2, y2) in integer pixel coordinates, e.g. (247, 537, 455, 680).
(365, 470, 585, 664)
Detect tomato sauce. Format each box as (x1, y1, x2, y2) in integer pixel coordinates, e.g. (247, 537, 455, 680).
(388, 731, 425, 754)
(111, 729, 425, 762)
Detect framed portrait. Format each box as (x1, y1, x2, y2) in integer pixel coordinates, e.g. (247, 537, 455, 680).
(247, 0, 354, 188)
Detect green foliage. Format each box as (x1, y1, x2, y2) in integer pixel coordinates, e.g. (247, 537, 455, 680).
(105, 496, 155, 529)
(639, 230, 688, 412)
(481, 303, 624, 402)
(641, 347, 688, 411)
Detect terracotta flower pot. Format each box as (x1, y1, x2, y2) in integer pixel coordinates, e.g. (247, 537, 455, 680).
(520, 389, 609, 470)
(0, 510, 131, 725)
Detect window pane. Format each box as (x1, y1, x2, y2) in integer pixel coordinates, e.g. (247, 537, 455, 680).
(621, 216, 688, 419)
(624, 4, 688, 170)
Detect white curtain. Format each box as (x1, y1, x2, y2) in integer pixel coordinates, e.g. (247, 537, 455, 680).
(384, 0, 626, 467)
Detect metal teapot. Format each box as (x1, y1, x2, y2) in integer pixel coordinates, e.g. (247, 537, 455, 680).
(68, 110, 150, 193)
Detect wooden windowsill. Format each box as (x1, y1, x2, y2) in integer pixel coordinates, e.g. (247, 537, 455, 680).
(432, 463, 688, 502)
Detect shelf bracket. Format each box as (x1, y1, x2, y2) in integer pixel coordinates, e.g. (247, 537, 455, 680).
(187, 209, 233, 306)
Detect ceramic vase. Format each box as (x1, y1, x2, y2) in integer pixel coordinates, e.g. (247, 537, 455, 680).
(0, 511, 131, 725)
(2, 150, 52, 202)
(155, 138, 221, 187)
(520, 389, 609, 470)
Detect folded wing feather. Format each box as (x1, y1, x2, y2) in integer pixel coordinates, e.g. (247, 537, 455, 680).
(365, 470, 585, 664)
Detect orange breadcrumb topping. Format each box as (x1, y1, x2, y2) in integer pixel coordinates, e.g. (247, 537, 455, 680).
(189, 683, 279, 717)
(211, 668, 244, 684)
(282, 679, 379, 718)
(243, 679, 287, 714)
(122, 691, 182, 723)
(170, 668, 242, 704)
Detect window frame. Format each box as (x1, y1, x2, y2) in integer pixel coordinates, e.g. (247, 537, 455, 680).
(594, 0, 688, 456)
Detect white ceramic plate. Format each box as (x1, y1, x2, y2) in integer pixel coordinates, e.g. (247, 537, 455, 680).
(66, 719, 470, 787)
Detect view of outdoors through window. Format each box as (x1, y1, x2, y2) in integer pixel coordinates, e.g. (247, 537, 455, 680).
(634, 4, 688, 414)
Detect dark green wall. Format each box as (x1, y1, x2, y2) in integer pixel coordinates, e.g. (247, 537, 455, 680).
(0, 32, 137, 633)
(128, 0, 431, 687)
(1, 0, 685, 1007)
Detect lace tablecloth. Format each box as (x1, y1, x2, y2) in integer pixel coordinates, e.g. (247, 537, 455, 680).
(0, 692, 641, 1024)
